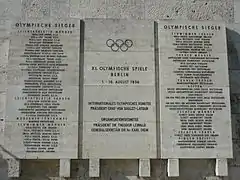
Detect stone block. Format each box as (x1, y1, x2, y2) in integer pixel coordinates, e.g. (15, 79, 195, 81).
(59, 159, 70, 177)
(4, 19, 80, 159)
(215, 158, 228, 176)
(139, 159, 151, 177)
(159, 21, 232, 159)
(167, 159, 179, 177)
(89, 159, 99, 177)
(83, 19, 156, 159)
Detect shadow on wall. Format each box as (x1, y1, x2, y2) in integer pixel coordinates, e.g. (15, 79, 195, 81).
(227, 28, 240, 172)
(70, 159, 216, 180)
(71, 159, 167, 180)
(227, 28, 240, 137)
(17, 159, 216, 180)
(227, 29, 240, 70)
(227, 28, 240, 125)
(0, 152, 8, 180)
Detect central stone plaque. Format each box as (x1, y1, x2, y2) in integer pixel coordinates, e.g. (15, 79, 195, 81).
(4, 19, 80, 159)
(159, 21, 233, 159)
(83, 19, 156, 159)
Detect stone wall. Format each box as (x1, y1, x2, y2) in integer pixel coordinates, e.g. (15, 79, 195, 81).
(0, 0, 239, 179)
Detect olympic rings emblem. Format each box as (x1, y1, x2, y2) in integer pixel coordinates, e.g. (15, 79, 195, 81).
(106, 39, 133, 52)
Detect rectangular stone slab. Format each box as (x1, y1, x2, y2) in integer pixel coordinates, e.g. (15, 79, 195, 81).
(4, 19, 80, 159)
(159, 21, 233, 159)
(82, 19, 156, 159)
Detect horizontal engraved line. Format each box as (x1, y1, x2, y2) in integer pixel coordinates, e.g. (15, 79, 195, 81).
(83, 84, 155, 87)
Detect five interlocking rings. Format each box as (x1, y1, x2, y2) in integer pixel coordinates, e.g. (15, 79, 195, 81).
(106, 39, 133, 52)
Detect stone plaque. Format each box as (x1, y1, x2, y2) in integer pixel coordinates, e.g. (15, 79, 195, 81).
(4, 19, 80, 159)
(159, 21, 233, 158)
(83, 19, 156, 159)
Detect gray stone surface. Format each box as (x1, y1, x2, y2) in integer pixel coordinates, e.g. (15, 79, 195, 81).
(6, 159, 19, 177)
(186, 0, 234, 23)
(0, 91, 6, 145)
(230, 71, 240, 93)
(4, 19, 80, 159)
(69, 0, 234, 22)
(83, 19, 156, 159)
(70, 0, 106, 18)
(139, 159, 151, 177)
(84, 52, 155, 85)
(145, 0, 187, 20)
(234, 1, 240, 23)
(159, 21, 232, 159)
(22, 0, 50, 20)
(50, 0, 70, 19)
(106, 0, 145, 19)
(0, 0, 21, 18)
(160, 52, 229, 87)
(59, 159, 70, 177)
(0, 0, 237, 179)
(84, 19, 154, 52)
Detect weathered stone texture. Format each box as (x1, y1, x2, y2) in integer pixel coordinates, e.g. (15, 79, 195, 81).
(70, 0, 106, 18)
(22, 0, 50, 20)
(0, 0, 238, 179)
(186, 0, 234, 23)
(106, 0, 145, 19)
(50, 0, 70, 19)
(145, 0, 187, 20)
(0, 0, 21, 18)
(68, 0, 234, 22)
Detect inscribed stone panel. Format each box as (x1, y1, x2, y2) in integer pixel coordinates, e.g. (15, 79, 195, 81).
(83, 19, 156, 159)
(4, 19, 80, 159)
(159, 21, 233, 159)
